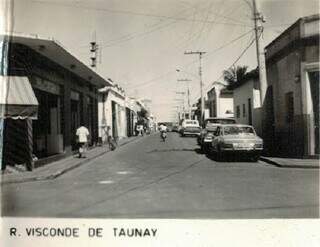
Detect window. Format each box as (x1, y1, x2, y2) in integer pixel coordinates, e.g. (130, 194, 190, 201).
(242, 104, 246, 117)
(223, 126, 255, 136)
(285, 92, 294, 123)
(236, 105, 240, 118)
(214, 127, 221, 136)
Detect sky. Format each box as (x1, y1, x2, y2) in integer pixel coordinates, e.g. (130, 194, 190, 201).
(9, 0, 320, 121)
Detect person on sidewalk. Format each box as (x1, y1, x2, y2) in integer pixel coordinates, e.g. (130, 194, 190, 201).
(76, 124, 90, 158)
(106, 126, 117, 151)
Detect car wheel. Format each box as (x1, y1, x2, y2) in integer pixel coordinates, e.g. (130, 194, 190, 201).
(251, 155, 260, 162)
(203, 145, 209, 154)
(200, 144, 206, 154)
(216, 147, 223, 161)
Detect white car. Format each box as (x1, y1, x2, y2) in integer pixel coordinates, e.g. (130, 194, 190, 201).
(210, 124, 263, 161)
(198, 117, 236, 152)
(180, 119, 201, 137)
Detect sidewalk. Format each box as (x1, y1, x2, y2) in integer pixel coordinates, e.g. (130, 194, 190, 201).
(260, 156, 320, 169)
(1, 136, 141, 185)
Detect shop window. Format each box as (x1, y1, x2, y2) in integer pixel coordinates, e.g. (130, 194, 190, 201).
(285, 92, 294, 123)
(236, 105, 240, 118)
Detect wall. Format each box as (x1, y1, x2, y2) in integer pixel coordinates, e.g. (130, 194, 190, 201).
(98, 88, 127, 142)
(265, 16, 319, 157)
(219, 94, 234, 118)
(233, 78, 262, 137)
(206, 84, 234, 118)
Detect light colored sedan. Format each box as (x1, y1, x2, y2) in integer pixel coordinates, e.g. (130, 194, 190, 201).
(197, 117, 236, 152)
(181, 120, 201, 137)
(210, 124, 263, 161)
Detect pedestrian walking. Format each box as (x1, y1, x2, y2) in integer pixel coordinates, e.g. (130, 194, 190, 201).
(76, 124, 89, 158)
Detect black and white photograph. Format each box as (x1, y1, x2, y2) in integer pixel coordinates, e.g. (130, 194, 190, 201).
(0, 0, 319, 245)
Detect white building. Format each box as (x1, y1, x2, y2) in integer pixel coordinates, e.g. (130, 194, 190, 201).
(207, 81, 234, 118)
(232, 69, 262, 135)
(98, 84, 127, 142)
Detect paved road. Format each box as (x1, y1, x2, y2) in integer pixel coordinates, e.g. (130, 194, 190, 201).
(2, 133, 319, 218)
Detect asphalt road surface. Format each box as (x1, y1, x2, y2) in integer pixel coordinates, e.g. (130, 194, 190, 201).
(2, 132, 319, 218)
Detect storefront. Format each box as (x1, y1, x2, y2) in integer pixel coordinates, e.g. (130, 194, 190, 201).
(1, 34, 111, 169)
(1, 75, 39, 170)
(32, 76, 63, 158)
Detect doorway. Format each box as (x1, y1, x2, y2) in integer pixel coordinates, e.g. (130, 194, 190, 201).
(309, 71, 319, 154)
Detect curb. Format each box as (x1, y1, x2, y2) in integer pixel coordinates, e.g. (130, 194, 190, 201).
(1, 136, 143, 185)
(259, 157, 320, 169)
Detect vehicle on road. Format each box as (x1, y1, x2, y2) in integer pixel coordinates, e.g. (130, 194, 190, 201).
(180, 119, 201, 137)
(161, 131, 167, 141)
(159, 123, 168, 142)
(198, 117, 236, 153)
(210, 124, 263, 161)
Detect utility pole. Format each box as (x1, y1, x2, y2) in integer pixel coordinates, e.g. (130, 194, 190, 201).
(177, 79, 192, 119)
(184, 51, 206, 124)
(252, 0, 267, 106)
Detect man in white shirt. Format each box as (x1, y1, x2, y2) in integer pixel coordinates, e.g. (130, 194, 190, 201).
(76, 125, 89, 158)
(159, 123, 167, 132)
(159, 123, 167, 141)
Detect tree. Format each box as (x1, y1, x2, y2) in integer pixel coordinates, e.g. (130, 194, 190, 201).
(223, 65, 248, 90)
(137, 108, 148, 118)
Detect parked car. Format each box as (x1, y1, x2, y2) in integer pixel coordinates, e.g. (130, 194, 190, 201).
(198, 118, 236, 152)
(210, 124, 263, 161)
(180, 119, 201, 137)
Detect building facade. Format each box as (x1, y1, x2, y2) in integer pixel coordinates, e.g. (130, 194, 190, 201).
(232, 69, 262, 136)
(1, 34, 111, 169)
(265, 14, 319, 157)
(98, 85, 127, 143)
(207, 81, 234, 119)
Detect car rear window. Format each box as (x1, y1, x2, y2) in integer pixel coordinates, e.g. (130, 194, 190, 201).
(223, 126, 255, 136)
(206, 118, 236, 124)
(186, 120, 198, 125)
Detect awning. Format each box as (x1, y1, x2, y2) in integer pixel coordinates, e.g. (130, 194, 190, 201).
(1, 34, 113, 88)
(0, 76, 38, 119)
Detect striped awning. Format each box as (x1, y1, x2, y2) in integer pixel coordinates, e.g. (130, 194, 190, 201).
(0, 76, 38, 119)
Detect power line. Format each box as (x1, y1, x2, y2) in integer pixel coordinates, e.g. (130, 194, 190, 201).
(191, 35, 256, 103)
(31, 0, 252, 27)
(99, 2, 207, 48)
(76, 1, 215, 50)
(203, 28, 254, 58)
(126, 29, 254, 90)
(176, 0, 252, 25)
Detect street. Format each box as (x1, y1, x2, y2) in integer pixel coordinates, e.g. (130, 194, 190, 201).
(2, 133, 319, 218)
